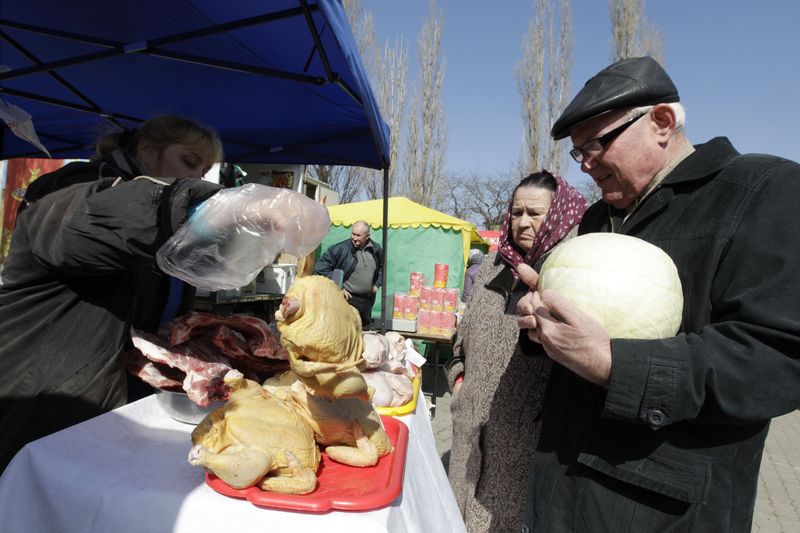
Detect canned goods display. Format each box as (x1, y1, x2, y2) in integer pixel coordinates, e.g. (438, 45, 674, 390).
(433, 263, 449, 288)
(409, 271, 424, 296)
(417, 309, 432, 335)
(443, 288, 459, 312)
(437, 311, 456, 337)
(392, 293, 407, 319)
(404, 295, 419, 320)
(419, 286, 434, 310)
(430, 288, 445, 312)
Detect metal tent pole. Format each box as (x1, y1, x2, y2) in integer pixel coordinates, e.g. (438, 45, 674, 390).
(380, 167, 389, 334)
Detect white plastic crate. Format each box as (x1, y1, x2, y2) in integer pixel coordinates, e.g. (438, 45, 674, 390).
(256, 264, 297, 294)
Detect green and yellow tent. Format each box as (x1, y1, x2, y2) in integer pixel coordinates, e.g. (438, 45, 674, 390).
(322, 197, 483, 320)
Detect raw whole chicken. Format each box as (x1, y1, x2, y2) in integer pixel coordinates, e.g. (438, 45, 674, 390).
(384, 331, 407, 361)
(275, 275, 367, 399)
(359, 331, 415, 408)
(362, 332, 390, 369)
(274, 275, 392, 466)
(264, 372, 393, 467)
(362, 370, 414, 407)
(188, 371, 320, 494)
(190, 275, 393, 490)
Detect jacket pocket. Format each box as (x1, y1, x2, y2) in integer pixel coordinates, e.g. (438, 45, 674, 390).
(572, 448, 709, 531)
(577, 447, 708, 503)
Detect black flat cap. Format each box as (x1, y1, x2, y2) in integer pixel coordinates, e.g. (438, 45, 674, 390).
(551, 56, 679, 140)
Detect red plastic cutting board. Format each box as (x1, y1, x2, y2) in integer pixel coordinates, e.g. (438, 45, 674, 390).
(205, 415, 409, 512)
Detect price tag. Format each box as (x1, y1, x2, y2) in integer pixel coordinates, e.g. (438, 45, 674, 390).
(404, 339, 427, 368)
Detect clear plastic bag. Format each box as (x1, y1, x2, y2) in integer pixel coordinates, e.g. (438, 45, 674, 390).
(157, 183, 331, 290)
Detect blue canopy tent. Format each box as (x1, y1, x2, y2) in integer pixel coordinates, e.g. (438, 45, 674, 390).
(0, 0, 389, 167)
(0, 0, 395, 327)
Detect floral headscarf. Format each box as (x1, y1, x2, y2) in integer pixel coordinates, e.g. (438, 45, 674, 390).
(498, 173, 587, 274)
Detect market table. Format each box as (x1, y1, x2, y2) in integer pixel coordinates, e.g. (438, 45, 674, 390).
(0, 394, 465, 533)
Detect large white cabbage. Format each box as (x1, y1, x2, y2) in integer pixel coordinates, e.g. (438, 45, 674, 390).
(538, 233, 683, 339)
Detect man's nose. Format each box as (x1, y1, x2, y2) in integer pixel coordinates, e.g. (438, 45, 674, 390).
(581, 155, 598, 173)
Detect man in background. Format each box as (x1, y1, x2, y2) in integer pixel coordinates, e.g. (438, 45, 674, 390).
(315, 220, 382, 327)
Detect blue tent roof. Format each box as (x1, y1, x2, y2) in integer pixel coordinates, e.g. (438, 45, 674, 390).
(0, 0, 390, 169)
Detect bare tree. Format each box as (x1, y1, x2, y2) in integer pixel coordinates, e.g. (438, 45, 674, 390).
(638, 17, 664, 66)
(401, 0, 447, 207)
(343, 0, 382, 200)
(517, 6, 544, 177)
(516, 0, 573, 177)
(544, 0, 573, 174)
(609, 0, 664, 64)
(435, 173, 471, 222)
(312, 165, 363, 204)
(350, 0, 380, 77)
(382, 37, 408, 196)
(362, 36, 408, 199)
(310, 0, 408, 202)
(438, 170, 521, 230)
(308, 0, 374, 200)
(576, 179, 603, 205)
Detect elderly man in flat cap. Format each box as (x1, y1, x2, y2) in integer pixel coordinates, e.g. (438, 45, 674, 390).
(515, 56, 800, 532)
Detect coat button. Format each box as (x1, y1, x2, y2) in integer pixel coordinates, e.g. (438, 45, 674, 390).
(646, 409, 666, 427)
(521, 526, 530, 533)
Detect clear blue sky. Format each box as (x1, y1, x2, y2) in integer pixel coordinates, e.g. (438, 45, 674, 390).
(365, 0, 799, 190)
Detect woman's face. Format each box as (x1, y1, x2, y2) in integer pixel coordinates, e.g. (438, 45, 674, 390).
(510, 185, 554, 253)
(138, 141, 215, 180)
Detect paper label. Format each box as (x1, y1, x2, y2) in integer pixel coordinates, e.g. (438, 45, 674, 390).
(404, 338, 427, 368)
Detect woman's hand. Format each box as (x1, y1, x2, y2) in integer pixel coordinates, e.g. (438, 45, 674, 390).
(516, 264, 541, 342)
(516, 263, 612, 387)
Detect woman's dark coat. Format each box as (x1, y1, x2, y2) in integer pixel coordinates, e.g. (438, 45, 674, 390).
(0, 159, 220, 471)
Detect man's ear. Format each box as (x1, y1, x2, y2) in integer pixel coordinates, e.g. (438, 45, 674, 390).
(651, 104, 677, 139)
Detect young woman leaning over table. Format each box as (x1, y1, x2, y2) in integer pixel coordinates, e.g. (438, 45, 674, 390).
(0, 115, 224, 473)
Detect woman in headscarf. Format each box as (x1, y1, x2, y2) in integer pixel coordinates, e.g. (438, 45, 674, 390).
(445, 171, 586, 533)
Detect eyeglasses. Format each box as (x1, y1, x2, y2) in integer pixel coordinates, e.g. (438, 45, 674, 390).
(569, 113, 646, 163)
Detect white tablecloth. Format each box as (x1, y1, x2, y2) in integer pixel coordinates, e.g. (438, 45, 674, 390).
(0, 395, 465, 533)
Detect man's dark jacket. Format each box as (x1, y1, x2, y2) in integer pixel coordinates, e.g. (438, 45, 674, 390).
(524, 138, 800, 532)
(314, 238, 383, 291)
(0, 159, 220, 471)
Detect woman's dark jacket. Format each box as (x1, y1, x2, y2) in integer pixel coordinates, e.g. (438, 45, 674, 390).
(525, 138, 800, 532)
(314, 238, 383, 291)
(0, 157, 220, 471)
